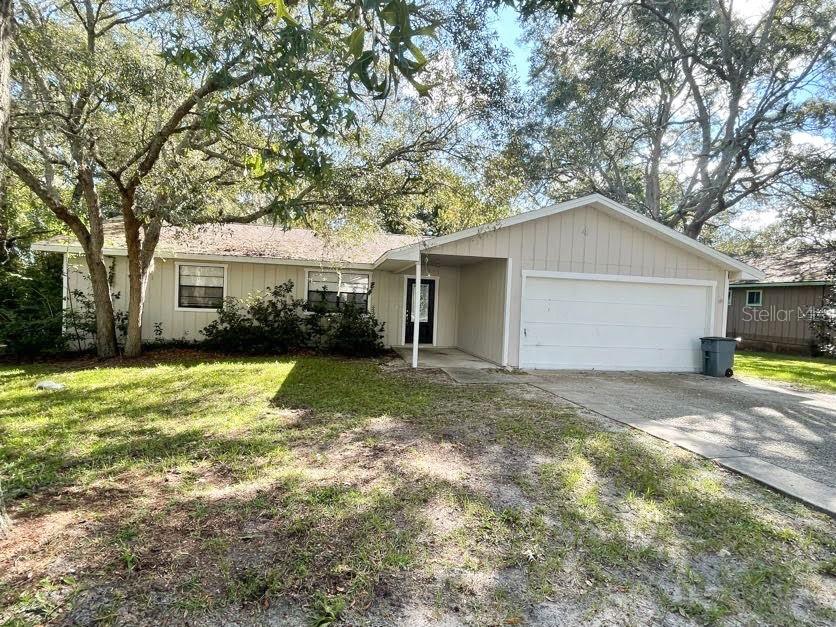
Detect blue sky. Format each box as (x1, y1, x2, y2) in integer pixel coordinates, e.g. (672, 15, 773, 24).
(492, 6, 532, 84)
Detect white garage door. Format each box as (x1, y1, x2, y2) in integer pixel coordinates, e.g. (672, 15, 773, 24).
(520, 273, 714, 371)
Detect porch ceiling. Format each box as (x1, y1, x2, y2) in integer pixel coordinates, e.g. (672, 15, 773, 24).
(376, 252, 503, 272)
(423, 253, 502, 267)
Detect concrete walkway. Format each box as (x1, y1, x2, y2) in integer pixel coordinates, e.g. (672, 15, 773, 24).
(393, 347, 496, 370)
(445, 368, 836, 517)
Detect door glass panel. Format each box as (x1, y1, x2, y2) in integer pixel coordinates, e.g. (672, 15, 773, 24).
(409, 283, 430, 322)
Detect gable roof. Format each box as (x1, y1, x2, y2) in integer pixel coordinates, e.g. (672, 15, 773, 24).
(31, 194, 765, 279)
(731, 248, 834, 285)
(377, 193, 764, 279)
(33, 221, 422, 268)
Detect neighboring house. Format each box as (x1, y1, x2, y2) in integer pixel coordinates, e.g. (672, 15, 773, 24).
(727, 249, 834, 354)
(33, 194, 762, 371)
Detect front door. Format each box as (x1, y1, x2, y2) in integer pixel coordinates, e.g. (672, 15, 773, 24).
(405, 278, 435, 344)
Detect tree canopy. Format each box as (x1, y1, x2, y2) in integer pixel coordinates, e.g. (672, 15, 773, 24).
(4, 0, 444, 357)
(517, 0, 836, 238)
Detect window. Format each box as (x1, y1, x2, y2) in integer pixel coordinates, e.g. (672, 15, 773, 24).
(307, 270, 370, 312)
(177, 264, 226, 310)
(410, 282, 430, 322)
(746, 289, 763, 307)
(728, 289, 733, 306)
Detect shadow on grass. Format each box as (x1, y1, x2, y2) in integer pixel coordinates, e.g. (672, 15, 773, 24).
(539, 426, 831, 623)
(1, 356, 833, 625)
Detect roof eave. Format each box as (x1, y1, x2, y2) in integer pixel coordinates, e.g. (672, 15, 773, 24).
(375, 193, 766, 279)
(31, 242, 378, 270)
(731, 280, 833, 288)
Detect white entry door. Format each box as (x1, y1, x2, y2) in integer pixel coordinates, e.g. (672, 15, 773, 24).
(520, 272, 715, 371)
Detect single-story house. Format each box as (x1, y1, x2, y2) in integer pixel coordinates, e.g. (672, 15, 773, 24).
(727, 249, 833, 354)
(33, 194, 763, 371)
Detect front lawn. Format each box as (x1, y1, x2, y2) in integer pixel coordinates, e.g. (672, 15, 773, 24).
(1, 352, 834, 625)
(735, 351, 836, 393)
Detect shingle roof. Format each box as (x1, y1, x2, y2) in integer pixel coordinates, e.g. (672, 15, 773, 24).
(734, 248, 834, 284)
(37, 221, 423, 266)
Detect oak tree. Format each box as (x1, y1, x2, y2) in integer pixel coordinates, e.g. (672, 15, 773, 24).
(520, 0, 835, 238)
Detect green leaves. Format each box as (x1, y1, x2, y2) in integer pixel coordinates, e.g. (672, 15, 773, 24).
(347, 27, 365, 60)
(257, 0, 298, 26)
(343, 0, 438, 100)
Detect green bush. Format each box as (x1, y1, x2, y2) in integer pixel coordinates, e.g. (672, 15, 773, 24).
(811, 281, 835, 357)
(201, 281, 309, 354)
(0, 253, 65, 359)
(308, 302, 385, 357)
(200, 280, 385, 357)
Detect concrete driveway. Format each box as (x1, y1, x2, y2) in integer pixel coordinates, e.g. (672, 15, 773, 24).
(526, 371, 836, 513)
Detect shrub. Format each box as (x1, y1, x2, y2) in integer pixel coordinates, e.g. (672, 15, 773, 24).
(0, 253, 66, 359)
(313, 302, 385, 357)
(200, 280, 386, 357)
(201, 281, 309, 354)
(811, 267, 835, 356)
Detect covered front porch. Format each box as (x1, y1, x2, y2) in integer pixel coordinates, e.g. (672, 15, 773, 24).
(392, 347, 496, 369)
(377, 250, 512, 369)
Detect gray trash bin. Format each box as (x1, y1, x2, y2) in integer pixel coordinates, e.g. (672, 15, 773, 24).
(700, 336, 737, 377)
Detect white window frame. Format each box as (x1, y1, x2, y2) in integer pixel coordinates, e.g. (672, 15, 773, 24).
(745, 289, 763, 308)
(174, 262, 228, 312)
(303, 268, 372, 313)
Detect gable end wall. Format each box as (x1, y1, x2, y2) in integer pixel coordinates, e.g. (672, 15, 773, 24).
(428, 205, 728, 367)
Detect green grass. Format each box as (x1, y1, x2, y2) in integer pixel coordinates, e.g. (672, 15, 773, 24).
(734, 351, 836, 393)
(1, 352, 833, 625)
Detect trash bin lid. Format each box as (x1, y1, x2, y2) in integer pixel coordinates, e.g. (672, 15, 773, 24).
(700, 336, 737, 342)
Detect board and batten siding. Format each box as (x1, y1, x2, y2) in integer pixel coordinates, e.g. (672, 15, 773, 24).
(427, 204, 729, 367)
(64, 254, 460, 347)
(372, 264, 460, 348)
(456, 259, 506, 363)
(727, 285, 827, 352)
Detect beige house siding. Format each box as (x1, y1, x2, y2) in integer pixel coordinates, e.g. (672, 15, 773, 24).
(727, 285, 827, 353)
(456, 259, 506, 363)
(65, 254, 460, 347)
(372, 264, 460, 347)
(428, 205, 729, 367)
(62, 204, 732, 365)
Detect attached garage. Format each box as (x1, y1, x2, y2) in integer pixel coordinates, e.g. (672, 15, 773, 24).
(379, 193, 763, 371)
(519, 272, 715, 371)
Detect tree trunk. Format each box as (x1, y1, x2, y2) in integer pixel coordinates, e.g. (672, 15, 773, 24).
(684, 218, 704, 239)
(123, 251, 151, 358)
(0, 0, 11, 164)
(122, 205, 161, 358)
(82, 248, 119, 358)
(0, 0, 11, 291)
(0, 478, 10, 538)
(75, 164, 120, 358)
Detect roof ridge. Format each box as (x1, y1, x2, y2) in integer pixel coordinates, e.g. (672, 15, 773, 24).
(161, 222, 418, 238)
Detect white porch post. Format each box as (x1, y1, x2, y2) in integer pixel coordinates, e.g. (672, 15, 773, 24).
(501, 257, 513, 367)
(412, 255, 421, 368)
(721, 271, 730, 336)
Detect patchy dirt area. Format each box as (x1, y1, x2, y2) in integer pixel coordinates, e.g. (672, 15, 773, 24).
(1, 354, 834, 625)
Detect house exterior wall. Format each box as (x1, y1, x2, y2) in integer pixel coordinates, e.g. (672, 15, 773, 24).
(370, 263, 460, 347)
(61, 204, 731, 365)
(456, 259, 506, 364)
(428, 204, 729, 367)
(726, 285, 827, 354)
(64, 254, 460, 348)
